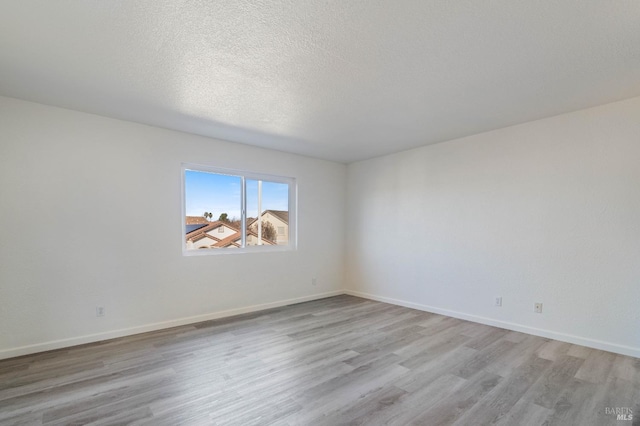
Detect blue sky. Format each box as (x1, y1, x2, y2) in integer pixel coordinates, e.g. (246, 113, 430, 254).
(185, 170, 288, 220)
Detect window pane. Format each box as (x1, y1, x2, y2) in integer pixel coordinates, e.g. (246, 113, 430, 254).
(246, 179, 289, 246)
(184, 170, 242, 250)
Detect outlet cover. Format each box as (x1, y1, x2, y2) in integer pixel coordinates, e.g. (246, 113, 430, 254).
(534, 303, 543, 313)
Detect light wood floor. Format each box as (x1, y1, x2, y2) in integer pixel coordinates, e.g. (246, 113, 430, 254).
(1, 295, 638, 425)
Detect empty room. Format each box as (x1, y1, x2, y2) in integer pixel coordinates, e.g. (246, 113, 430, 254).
(1, 1, 639, 425)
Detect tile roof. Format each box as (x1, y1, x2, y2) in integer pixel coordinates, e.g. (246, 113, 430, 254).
(265, 210, 289, 224)
(212, 233, 242, 248)
(185, 216, 209, 225)
(185, 220, 276, 248)
(247, 210, 289, 226)
(185, 220, 233, 239)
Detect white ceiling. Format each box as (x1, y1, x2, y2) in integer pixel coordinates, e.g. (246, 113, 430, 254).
(1, 1, 639, 163)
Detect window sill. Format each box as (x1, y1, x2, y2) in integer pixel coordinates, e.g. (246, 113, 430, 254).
(182, 245, 297, 256)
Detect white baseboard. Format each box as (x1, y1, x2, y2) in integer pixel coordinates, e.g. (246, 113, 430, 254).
(0, 290, 344, 360)
(345, 289, 640, 359)
(4, 289, 638, 360)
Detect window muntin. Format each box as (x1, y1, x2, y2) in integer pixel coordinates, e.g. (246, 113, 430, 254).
(183, 165, 295, 254)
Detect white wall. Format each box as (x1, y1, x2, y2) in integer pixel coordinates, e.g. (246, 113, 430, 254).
(346, 96, 640, 357)
(0, 96, 346, 359)
(3, 94, 639, 360)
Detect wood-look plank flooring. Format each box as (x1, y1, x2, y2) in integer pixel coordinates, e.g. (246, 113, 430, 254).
(1, 295, 638, 425)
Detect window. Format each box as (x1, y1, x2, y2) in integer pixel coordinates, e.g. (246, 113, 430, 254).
(182, 164, 296, 254)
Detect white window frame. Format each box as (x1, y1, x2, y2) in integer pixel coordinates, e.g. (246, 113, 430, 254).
(181, 163, 297, 255)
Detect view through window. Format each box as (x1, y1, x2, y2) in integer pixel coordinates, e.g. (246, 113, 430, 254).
(183, 166, 294, 252)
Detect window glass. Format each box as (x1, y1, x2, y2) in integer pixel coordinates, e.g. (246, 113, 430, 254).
(183, 166, 294, 253)
(246, 180, 290, 246)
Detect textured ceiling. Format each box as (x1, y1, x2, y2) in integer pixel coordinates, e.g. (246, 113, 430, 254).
(1, 1, 639, 163)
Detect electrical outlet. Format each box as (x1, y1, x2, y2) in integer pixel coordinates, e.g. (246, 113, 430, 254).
(311, 277, 317, 286)
(534, 303, 543, 313)
(96, 307, 105, 317)
(495, 297, 502, 307)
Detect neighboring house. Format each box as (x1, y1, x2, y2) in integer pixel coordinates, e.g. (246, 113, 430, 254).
(248, 210, 289, 245)
(185, 220, 275, 249)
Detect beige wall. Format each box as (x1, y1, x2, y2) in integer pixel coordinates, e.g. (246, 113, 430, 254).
(263, 212, 289, 245)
